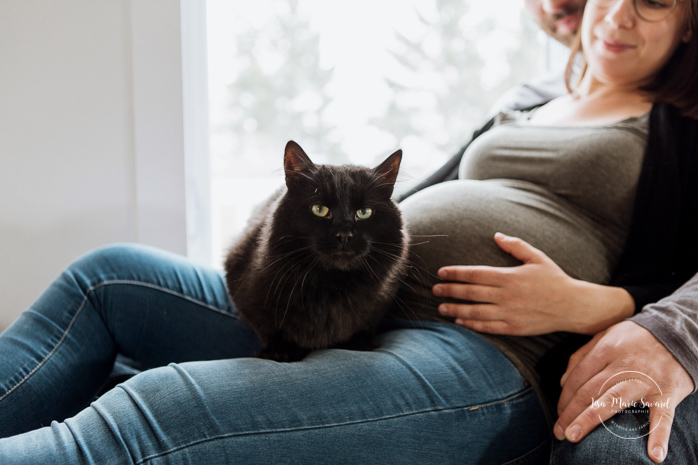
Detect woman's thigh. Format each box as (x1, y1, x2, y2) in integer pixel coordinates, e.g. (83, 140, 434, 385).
(0, 322, 549, 464)
(0, 243, 260, 438)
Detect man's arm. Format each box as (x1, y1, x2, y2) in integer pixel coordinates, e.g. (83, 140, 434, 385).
(630, 274, 698, 390)
(554, 273, 698, 463)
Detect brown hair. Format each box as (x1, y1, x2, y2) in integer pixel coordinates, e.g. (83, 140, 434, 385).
(565, 0, 698, 118)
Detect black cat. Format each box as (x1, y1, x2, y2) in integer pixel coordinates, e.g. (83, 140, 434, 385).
(224, 141, 409, 362)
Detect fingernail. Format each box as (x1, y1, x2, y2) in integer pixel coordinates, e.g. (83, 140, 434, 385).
(652, 446, 665, 461)
(438, 304, 447, 315)
(567, 425, 581, 442)
(554, 423, 565, 440)
(437, 268, 448, 279)
(433, 285, 442, 297)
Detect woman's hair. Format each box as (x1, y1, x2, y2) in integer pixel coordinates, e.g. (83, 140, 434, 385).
(565, 0, 698, 118)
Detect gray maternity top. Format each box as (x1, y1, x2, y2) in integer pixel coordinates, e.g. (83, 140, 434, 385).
(395, 109, 649, 422)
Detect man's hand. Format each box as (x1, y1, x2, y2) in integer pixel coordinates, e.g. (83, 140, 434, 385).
(555, 321, 695, 463)
(432, 233, 635, 335)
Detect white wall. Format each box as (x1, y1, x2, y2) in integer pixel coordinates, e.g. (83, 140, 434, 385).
(0, 0, 209, 331)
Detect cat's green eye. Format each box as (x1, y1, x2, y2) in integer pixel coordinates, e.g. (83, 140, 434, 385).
(356, 207, 373, 220)
(311, 205, 330, 218)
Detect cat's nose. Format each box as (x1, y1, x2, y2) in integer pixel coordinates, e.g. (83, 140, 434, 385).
(335, 231, 354, 246)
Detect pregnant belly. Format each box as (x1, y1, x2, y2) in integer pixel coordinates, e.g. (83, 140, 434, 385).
(394, 179, 617, 320)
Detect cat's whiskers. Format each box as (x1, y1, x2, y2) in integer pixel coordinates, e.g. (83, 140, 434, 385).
(370, 241, 440, 284)
(359, 256, 381, 282)
(401, 234, 448, 248)
(391, 292, 425, 328)
(268, 252, 315, 310)
(277, 255, 321, 331)
(298, 257, 319, 297)
(271, 257, 311, 328)
(406, 241, 432, 247)
(361, 253, 423, 326)
(370, 247, 411, 264)
(368, 246, 439, 324)
(269, 235, 309, 250)
(366, 253, 414, 290)
(227, 252, 288, 304)
(254, 239, 313, 269)
(296, 255, 322, 314)
(367, 240, 407, 248)
(406, 250, 441, 283)
(249, 247, 307, 305)
(261, 246, 313, 273)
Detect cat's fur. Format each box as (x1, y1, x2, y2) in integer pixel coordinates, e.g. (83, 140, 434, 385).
(224, 141, 409, 362)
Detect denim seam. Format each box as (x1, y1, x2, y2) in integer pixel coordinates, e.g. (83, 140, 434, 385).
(0, 285, 92, 403)
(94, 280, 234, 317)
(137, 387, 537, 465)
(0, 280, 232, 403)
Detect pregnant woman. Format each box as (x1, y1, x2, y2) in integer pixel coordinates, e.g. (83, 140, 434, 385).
(397, 106, 649, 421)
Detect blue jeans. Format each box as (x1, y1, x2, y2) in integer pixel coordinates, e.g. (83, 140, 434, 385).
(0, 244, 550, 464)
(550, 390, 698, 464)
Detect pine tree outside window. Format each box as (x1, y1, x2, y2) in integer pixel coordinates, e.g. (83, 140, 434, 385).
(207, 0, 548, 267)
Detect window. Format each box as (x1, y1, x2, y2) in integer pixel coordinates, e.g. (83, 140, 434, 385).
(206, 0, 547, 267)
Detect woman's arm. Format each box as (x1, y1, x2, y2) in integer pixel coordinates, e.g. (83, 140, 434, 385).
(432, 233, 636, 336)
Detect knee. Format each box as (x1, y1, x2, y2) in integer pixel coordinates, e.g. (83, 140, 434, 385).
(551, 428, 651, 464)
(70, 243, 138, 267)
(66, 243, 167, 285)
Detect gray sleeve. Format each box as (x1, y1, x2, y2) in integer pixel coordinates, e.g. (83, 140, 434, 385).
(630, 273, 698, 393)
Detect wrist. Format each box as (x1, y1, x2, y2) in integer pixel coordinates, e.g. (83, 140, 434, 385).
(570, 280, 636, 334)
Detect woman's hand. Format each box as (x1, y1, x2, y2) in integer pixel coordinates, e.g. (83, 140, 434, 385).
(432, 233, 635, 335)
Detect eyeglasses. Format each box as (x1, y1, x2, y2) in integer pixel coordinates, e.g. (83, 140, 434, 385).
(588, 0, 686, 22)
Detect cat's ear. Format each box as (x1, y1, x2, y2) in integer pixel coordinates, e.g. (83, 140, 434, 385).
(284, 141, 315, 189)
(373, 149, 402, 197)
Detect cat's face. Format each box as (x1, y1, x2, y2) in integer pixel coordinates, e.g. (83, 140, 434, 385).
(276, 141, 404, 271)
